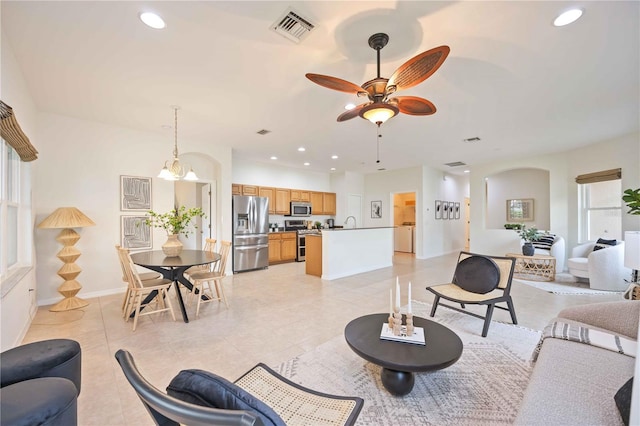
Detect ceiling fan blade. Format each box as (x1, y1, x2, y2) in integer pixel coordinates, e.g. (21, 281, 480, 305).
(391, 96, 436, 115)
(306, 73, 367, 95)
(387, 46, 450, 91)
(337, 103, 369, 122)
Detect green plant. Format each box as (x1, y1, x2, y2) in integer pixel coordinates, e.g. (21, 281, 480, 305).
(504, 223, 523, 230)
(622, 188, 640, 215)
(145, 206, 205, 236)
(516, 225, 541, 243)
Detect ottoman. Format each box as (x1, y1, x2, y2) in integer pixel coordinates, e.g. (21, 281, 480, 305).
(1, 339, 81, 394)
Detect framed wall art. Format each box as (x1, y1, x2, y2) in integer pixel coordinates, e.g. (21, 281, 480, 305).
(371, 200, 382, 218)
(506, 198, 534, 222)
(120, 175, 152, 211)
(447, 201, 454, 219)
(121, 215, 152, 249)
(435, 200, 442, 219)
(454, 202, 460, 220)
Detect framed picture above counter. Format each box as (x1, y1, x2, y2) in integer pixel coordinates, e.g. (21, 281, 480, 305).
(371, 200, 382, 218)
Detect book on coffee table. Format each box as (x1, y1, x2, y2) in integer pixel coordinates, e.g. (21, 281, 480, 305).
(380, 324, 426, 345)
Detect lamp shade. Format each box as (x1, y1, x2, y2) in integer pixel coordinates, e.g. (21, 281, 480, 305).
(38, 207, 96, 229)
(624, 231, 640, 270)
(359, 102, 399, 124)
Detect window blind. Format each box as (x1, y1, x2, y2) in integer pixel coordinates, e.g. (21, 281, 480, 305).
(575, 168, 621, 184)
(0, 100, 38, 162)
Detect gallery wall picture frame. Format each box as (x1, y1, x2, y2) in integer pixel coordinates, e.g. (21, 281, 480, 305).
(371, 200, 382, 218)
(121, 215, 152, 249)
(506, 198, 534, 222)
(447, 201, 454, 219)
(120, 175, 152, 211)
(454, 202, 460, 220)
(435, 200, 442, 219)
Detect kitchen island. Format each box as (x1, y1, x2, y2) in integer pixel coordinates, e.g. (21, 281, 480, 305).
(305, 227, 394, 280)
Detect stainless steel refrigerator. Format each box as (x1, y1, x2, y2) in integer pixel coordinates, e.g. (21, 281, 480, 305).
(232, 195, 269, 273)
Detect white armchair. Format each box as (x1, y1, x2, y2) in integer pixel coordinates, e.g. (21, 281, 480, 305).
(523, 234, 566, 272)
(567, 241, 628, 291)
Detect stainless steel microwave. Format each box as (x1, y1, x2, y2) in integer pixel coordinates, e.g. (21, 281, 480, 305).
(288, 202, 312, 217)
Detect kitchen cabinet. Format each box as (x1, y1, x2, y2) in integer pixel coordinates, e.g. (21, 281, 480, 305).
(241, 185, 259, 196)
(323, 192, 336, 215)
(305, 234, 322, 277)
(291, 190, 310, 202)
(310, 192, 324, 215)
(232, 184, 242, 195)
(275, 188, 291, 215)
(268, 232, 296, 264)
(259, 187, 276, 214)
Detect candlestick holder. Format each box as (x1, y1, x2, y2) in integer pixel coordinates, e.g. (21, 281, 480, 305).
(406, 313, 414, 336)
(392, 310, 403, 336)
(388, 314, 394, 331)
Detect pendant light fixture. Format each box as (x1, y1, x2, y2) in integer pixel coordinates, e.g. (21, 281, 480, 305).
(158, 106, 198, 181)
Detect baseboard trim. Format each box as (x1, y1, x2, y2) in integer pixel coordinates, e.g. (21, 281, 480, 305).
(37, 286, 126, 307)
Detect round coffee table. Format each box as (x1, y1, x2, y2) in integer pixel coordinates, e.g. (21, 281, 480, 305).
(344, 313, 463, 396)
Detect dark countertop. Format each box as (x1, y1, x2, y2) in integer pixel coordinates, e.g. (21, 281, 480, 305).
(322, 227, 396, 231)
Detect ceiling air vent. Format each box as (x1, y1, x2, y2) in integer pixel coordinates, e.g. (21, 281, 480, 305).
(271, 8, 315, 43)
(256, 129, 271, 135)
(444, 161, 467, 167)
(463, 137, 481, 142)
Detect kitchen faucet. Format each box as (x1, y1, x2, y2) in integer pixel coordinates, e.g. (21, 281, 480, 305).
(344, 216, 357, 228)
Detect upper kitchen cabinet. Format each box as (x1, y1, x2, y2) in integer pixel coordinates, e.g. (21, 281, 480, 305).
(323, 192, 336, 216)
(259, 187, 276, 214)
(275, 188, 291, 215)
(291, 190, 310, 203)
(310, 192, 324, 215)
(232, 184, 242, 195)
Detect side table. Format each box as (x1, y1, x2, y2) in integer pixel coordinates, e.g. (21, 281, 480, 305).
(505, 253, 556, 281)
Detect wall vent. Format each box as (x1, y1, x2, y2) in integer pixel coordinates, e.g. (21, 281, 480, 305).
(463, 136, 481, 142)
(270, 8, 315, 43)
(444, 161, 467, 167)
(256, 129, 271, 135)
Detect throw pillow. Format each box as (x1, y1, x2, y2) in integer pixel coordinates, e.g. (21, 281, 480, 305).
(532, 234, 555, 251)
(593, 238, 617, 252)
(614, 376, 633, 426)
(167, 369, 285, 426)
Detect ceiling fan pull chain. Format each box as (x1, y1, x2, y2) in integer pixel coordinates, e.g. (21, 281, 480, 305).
(376, 123, 381, 163)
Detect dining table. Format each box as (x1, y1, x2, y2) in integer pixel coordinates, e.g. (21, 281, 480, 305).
(129, 249, 221, 323)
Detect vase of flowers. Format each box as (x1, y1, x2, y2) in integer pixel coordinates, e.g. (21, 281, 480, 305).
(145, 206, 205, 257)
(516, 225, 540, 256)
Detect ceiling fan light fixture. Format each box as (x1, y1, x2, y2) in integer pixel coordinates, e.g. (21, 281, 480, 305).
(360, 103, 398, 124)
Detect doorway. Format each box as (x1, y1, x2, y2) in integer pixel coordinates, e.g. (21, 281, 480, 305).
(393, 192, 416, 254)
(174, 180, 216, 250)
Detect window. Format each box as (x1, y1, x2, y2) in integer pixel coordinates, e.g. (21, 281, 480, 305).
(578, 179, 622, 241)
(0, 140, 32, 277)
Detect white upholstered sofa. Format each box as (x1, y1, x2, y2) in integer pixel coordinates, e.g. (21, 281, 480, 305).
(567, 241, 628, 291)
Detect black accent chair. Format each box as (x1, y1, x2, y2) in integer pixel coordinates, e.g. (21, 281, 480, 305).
(115, 349, 363, 426)
(426, 251, 517, 337)
(1, 339, 81, 425)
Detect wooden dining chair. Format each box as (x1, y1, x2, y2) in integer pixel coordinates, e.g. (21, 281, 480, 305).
(115, 245, 162, 316)
(118, 247, 176, 331)
(184, 238, 217, 279)
(187, 241, 232, 317)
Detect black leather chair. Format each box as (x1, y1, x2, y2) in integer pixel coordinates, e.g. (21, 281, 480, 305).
(1, 339, 81, 425)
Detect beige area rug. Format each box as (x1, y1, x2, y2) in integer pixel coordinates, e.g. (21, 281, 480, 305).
(275, 301, 541, 426)
(515, 273, 625, 295)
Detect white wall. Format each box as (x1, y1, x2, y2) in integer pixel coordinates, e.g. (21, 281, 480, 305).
(33, 112, 233, 305)
(470, 132, 640, 260)
(486, 168, 550, 230)
(232, 157, 331, 191)
(1, 31, 39, 350)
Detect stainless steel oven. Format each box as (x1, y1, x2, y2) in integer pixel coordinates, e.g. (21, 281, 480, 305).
(284, 220, 320, 262)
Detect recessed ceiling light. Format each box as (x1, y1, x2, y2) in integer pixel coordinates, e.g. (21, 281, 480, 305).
(330, 167, 336, 171)
(303, 162, 310, 166)
(553, 8, 583, 27)
(270, 156, 278, 160)
(331, 155, 338, 159)
(139, 12, 166, 29)
(345, 103, 356, 110)
(298, 147, 306, 152)
(463, 170, 470, 173)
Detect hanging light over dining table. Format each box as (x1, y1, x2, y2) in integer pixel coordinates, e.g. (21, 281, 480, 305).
(158, 106, 198, 181)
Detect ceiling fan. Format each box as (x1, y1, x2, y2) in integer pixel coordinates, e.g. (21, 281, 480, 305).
(306, 33, 450, 126)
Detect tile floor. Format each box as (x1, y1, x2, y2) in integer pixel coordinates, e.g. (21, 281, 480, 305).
(23, 252, 621, 425)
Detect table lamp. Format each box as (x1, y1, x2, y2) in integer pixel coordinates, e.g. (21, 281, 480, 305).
(624, 231, 640, 284)
(38, 207, 95, 311)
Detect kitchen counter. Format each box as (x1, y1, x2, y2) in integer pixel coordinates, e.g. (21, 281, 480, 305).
(306, 227, 393, 280)
(323, 226, 395, 231)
